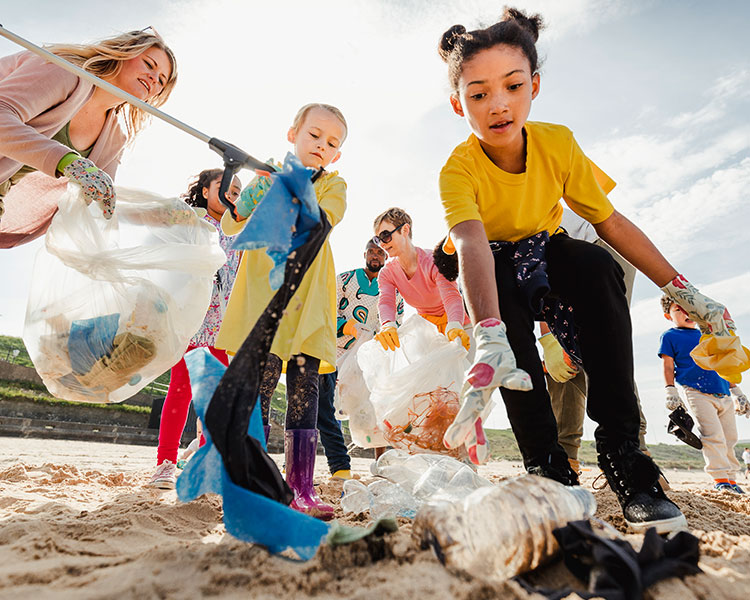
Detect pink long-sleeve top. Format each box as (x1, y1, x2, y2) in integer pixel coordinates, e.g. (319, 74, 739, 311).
(0, 51, 126, 248)
(377, 246, 468, 326)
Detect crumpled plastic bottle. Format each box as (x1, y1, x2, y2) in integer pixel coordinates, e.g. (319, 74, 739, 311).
(340, 478, 418, 519)
(412, 474, 597, 581)
(343, 449, 493, 520)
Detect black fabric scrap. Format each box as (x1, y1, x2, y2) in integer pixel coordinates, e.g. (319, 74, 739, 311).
(514, 519, 701, 600)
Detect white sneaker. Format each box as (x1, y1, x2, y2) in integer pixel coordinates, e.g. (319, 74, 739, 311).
(148, 460, 176, 489)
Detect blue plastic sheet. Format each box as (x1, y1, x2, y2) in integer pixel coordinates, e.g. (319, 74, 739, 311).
(176, 348, 330, 560)
(68, 313, 120, 375)
(231, 152, 321, 290)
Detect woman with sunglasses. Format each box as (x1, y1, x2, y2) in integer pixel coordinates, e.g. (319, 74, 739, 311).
(0, 28, 177, 248)
(372, 207, 471, 352)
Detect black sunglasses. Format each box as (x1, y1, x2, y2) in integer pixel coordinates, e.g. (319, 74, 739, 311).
(372, 223, 405, 245)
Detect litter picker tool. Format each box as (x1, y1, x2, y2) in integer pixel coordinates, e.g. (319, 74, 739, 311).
(0, 24, 296, 218)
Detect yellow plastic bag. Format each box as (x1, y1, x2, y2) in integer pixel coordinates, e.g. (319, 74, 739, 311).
(690, 332, 750, 384)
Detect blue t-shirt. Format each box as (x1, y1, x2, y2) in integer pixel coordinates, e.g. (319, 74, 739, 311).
(658, 327, 730, 395)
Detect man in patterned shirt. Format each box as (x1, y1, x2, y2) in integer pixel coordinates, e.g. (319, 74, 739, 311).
(317, 240, 403, 478)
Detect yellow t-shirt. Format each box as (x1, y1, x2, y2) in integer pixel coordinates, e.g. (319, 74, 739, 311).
(439, 122, 615, 242)
(216, 171, 346, 373)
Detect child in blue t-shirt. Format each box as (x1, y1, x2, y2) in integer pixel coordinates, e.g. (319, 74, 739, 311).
(658, 296, 749, 493)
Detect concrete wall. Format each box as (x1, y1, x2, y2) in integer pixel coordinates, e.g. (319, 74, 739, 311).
(0, 359, 157, 407)
(0, 360, 43, 386)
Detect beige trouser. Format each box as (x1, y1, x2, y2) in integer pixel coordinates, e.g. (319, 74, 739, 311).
(683, 387, 740, 480)
(548, 238, 648, 459)
(548, 371, 649, 460)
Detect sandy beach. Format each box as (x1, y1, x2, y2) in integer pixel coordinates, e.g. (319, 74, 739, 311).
(0, 436, 748, 599)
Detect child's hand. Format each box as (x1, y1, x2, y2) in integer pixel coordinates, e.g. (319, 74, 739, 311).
(665, 385, 685, 411)
(443, 318, 532, 463)
(375, 323, 399, 351)
(661, 274, 735, 336)
(731, 387, 749, 417)
(539, 333, 579, 383)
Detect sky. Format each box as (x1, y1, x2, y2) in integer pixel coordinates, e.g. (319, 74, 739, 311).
(1, 0, 749, 444)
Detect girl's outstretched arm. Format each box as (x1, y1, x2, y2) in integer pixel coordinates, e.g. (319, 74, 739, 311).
(450, 219, 500, 324)
(593, 210, 678, 287)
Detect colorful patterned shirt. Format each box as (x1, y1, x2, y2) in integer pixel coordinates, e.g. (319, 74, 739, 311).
(190, 213, 240, 347)
(336, 268, 403, 362)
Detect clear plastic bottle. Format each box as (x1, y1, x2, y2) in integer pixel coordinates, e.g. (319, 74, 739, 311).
(368, 479, 419, 520)
(412, 474, 597, 581)
(412, 457, 493, 502)
(340, 478, 419, 519)
(340, 479, 371, 515)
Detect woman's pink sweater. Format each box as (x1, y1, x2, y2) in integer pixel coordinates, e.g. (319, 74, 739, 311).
(377, 246, 468, 326)
(0, 51, 127, 248)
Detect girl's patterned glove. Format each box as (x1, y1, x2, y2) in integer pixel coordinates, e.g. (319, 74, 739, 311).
(661, 274, 735, 336)
(62, 157, 115, 219)
(443, 318, 532, 463)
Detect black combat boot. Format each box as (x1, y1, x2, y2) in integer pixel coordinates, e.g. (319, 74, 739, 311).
(526, 451, 580, 486)
(598, 441, 687, 533)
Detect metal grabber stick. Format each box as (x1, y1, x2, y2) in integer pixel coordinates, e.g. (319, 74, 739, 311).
(0, 24, 277, 218)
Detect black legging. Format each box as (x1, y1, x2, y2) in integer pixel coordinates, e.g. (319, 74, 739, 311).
(258, 353, 320, 430)
(493, 233, 641, 465)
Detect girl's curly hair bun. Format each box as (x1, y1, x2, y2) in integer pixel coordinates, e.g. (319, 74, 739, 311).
(438, 24, 467, 62)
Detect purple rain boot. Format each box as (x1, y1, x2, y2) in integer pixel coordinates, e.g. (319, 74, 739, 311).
(263, 425, 271, 446)
(285, 429, 334, 521)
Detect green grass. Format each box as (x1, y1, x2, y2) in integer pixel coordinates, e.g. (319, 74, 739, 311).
(0, 379, 150, 414)
(0, 335, 33, 368)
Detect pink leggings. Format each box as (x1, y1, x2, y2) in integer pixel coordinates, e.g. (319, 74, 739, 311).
(156, 345, 229, 465)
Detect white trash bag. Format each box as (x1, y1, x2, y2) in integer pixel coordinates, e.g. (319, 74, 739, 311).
(357, 315, 469, 455)
(334, 328, 388, 448)
(23, 184, 226, 403)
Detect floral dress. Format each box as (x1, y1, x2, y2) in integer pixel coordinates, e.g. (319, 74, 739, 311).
(190, 213, 240, 347)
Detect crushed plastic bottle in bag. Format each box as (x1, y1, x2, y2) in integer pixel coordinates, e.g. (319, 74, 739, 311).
(412, 474, 597, 581)
(342, 449, 492, 520)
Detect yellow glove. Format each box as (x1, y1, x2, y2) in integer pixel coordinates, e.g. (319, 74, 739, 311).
(539, 333, 578, 383)
(342, 319, 359, 339)
(375, 323, 399, 351)
(445, 321, 470, 351)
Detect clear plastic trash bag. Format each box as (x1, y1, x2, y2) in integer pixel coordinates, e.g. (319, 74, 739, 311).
(357, 315, 469, 455)
(23, 184, 226, 403)
(334, 329, 388, 448)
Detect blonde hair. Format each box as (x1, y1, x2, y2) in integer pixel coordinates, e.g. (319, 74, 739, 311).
(291, 103, 348, 142)
(373, 207, 413, 238)
(47, 29, 178, 142)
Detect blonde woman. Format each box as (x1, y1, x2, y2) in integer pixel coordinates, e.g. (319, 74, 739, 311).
(0, 28, 177, 247)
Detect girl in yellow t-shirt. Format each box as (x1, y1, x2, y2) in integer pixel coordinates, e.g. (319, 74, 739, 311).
(216, 103, 347, 521)
(436, 7, 735, 534)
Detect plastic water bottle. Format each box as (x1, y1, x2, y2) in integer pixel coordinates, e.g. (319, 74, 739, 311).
(340, 479, 371, 514)
(412, 474, 596, 581)
(368, 479, 419, 520)
(412, 457, 492, 502)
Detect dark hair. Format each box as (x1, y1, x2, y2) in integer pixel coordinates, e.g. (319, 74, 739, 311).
(182, 168, 223, 209)
(433, 237, 459, 282)
(438, 6, 544, 92)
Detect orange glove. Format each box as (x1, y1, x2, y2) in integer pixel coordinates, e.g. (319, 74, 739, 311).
(342, 319, 359, 338)
(445, 321, 470, 351)
(375, 323, 399, 351)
